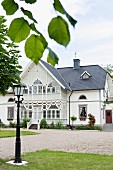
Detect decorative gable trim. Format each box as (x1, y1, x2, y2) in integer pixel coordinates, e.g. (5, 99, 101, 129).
(40, 61, 66, 89)
(80, 71, 91, 79)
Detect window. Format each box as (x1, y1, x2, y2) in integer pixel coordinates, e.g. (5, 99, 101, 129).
(47, 110, 51, 119)
(52, 110, 55, 118)
(21, 106, 27, 119)
(56, 110, 60, 118)
(29, 111, 32, 118)
(29, 86, 32, 94)
(43, 86, 46, 94)
(80, 71, 91, 80)
(79, 105, 87, 120)
(79, 95, 86, 99)
(33, 79, 42, 85)
(49, 105, 59, 109)
(38, 86, 42, 94)
(82, 74, 89, 79)
(42, 104, 60, 119)
(33, 86, 37, 94)
(47, 82, 56, 94)
(24, 89, 28, 94)
(52, 87, 55, 93)
(7, 107, 14, 120)
(43, 110, 46, 119)
(8, 98, 14, 102)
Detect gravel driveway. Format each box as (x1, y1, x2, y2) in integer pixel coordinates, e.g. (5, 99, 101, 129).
(1, 129, 113, 159)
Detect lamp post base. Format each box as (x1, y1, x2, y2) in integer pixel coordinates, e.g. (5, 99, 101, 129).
(6, 160, 28, 166)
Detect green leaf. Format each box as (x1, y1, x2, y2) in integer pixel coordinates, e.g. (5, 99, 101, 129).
(25, 0, 37, 4)
(25, 34, 45, 64)
(53, 0, 77, 27)
(30, 23, 48, 48)
(65, 12, 77, 27)
(48, 16, 70, 47)
(30, 23, 39, 34)
(47, 47, 59, 66)
(53, 0, 65, 14)
(21, 7, 37, 23)
(1, 0, 19, 15)
(8, 17, 31, 42)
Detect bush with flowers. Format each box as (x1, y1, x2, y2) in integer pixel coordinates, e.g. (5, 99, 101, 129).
(88, 113, 96, 127)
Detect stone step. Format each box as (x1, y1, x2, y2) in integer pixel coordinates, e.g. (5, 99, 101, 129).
(102, 124, 113, 132)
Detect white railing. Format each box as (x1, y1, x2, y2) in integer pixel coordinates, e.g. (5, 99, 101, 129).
(27, 119, 40, 130)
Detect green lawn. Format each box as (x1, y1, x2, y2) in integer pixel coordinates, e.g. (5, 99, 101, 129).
(0, 150, 113, 170)
(0, 129, 38, 138)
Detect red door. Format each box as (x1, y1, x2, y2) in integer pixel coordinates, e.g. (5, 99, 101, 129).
(106, 110, 112, 123)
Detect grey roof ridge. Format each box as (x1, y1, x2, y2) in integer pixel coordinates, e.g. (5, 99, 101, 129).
(57, 64, 104, 69)
(56, 68, 72, 91)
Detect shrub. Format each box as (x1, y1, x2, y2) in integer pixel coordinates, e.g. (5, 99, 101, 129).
(40, 119, 48, 129)
(76, 125, 102, 131)
(55, 121, 63, 129)
(88, 113, 96, 127)
(71, 116, 77, 126)
(21, 117, 30, 128)
(9, 121, 16, 128)
(0, 119, 5, 128)
(49, 121, 55, 129)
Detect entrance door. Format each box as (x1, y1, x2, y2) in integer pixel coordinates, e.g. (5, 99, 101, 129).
(106, 110, 112, 123)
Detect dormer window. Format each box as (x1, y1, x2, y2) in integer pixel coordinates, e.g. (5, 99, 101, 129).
(80, 71, 91, 80)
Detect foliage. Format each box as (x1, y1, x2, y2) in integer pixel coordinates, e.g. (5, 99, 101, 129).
(40, 119, 48, 129)
(49, 121, 55, 129)
(0, 16, 22, 95)
(76, 125, 102, 131)
(55, 121, 63, 129)
(88, 113, 96, 127)
(0, 129, 38, 138)
(104, 64, 113, 76)
(1, 0, 77, 66)
(0, 119, 5, 128)
(71, 116, 77, 126)
(21, 117, 30, 128)
(1, 150, 113, 169)
(9, 121, 16, 128)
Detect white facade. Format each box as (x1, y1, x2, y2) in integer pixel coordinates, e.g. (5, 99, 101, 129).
(0, 61, 113, 128)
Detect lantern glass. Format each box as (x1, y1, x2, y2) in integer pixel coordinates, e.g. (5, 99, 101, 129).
(14, 84, 26, 96)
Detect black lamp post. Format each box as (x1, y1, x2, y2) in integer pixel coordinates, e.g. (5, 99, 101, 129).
(13, 84, 26, 163)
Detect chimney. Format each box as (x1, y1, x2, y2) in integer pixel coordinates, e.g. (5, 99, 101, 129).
(73, 59, 80, 69)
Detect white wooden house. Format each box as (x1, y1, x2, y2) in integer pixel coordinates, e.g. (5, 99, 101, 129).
(0, 59, 113, 129)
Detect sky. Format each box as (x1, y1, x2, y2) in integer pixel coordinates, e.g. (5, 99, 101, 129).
(0, 0, 113, 69)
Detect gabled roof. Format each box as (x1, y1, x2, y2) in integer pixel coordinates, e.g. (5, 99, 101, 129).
(40, 60, 70, 90)
(20, 59, 107, 91)
(57, 65, 107, 91)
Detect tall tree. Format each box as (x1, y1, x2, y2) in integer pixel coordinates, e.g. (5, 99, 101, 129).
(0, 16, 22, 95)
(1, 0, 77, 66)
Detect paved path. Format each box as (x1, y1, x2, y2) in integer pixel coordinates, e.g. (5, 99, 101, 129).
(1, 129, 113, 159)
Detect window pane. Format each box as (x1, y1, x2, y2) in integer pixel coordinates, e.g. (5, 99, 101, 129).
(38, 86, 42, 94)
(7, 107, 14, 120)
(47, 110, 51, 119)
(29, 86, 32, 94)
(56, 110, 60, 118)
(33, 86, 37, 94)
(24, 89, 28, 94)
(43, 105, 46, 109)
(47, 87, 51, 93)
(52, 110, 55, 118)
(43, 86, 46, 94)
(52, 87, 55, 93)
(29, 111, 32, 118)
(79, 105, 87, 118)
(43, 110, 46, 119)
